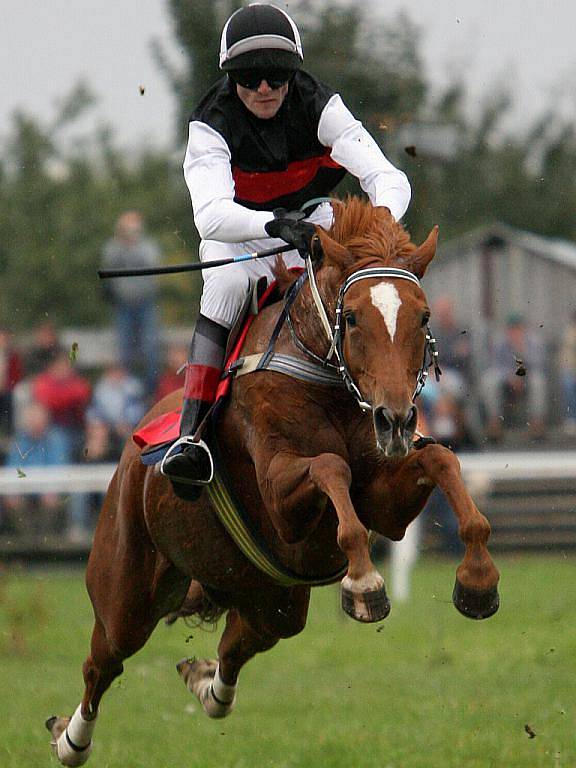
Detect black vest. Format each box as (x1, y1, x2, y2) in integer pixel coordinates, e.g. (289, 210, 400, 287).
(191, 71, 347, 211)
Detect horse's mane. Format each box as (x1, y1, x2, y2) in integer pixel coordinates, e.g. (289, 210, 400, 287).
(272, 197, 417, 296)
(327, 197, 416, 268)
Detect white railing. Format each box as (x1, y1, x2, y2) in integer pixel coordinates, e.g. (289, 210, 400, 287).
(0, 464, 117, 495)
(2, 451, 574, 497)
(1, 453, 575, 599)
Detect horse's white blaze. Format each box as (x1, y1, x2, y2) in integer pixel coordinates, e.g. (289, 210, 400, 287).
(370, 282, 402, 341)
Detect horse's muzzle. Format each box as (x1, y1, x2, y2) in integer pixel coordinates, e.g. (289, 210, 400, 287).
(373, 404, 418, 457)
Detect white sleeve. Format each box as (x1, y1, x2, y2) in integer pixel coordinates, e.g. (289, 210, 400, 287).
(317, 94, 411, 221)
(183, 121, 273, 242)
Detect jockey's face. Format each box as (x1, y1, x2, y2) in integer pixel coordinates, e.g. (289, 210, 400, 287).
(236, 80, 289, 120)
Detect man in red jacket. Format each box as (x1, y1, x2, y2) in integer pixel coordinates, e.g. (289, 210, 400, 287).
(32, 349, 91, 459)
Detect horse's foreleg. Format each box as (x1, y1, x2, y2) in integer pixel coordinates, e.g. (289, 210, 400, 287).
(308, 454, 390, 622)
(262, 451, 389, 622)
(413, 445, 500, 619)
(177, 586, 310, 718)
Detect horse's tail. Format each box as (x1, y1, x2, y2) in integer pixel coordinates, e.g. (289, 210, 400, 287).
(164, 580, 226, 630)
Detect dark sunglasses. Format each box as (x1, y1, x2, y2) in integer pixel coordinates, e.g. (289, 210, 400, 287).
(229, 69, 293, 91)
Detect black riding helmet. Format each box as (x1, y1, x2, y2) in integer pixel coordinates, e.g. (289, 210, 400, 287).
(219, 3, 303, 72)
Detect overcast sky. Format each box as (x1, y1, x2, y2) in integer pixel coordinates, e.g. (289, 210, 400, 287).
(2, 0, 575, 151)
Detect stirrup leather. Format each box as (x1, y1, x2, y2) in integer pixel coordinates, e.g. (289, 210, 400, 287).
(160, 436, 215, 485)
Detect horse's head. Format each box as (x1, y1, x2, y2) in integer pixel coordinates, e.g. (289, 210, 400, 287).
(315, 200, 439, 457)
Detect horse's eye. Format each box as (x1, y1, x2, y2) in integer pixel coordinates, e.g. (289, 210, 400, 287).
(421, 312, 431, 327)
(344, 312, 357, 328)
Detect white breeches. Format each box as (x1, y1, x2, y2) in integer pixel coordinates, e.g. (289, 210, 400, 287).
(199, 202, 334, 328)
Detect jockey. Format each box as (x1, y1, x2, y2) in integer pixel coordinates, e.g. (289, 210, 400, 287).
(161, 3, 411, 496)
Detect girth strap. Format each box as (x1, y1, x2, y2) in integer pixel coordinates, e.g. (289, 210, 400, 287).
(231, 352, 345, 387)
(206, 425, 349, 587)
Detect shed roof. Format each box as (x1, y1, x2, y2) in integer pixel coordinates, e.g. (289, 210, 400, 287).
(440, 222, 576, 272)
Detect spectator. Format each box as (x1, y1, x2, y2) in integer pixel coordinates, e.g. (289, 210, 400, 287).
(154, 343, 188, 403)
(84, 418, 117, 463)
(25, 320, 60, 376)
(3, 401, 71, 535)
(559, 309, 576, 435)
(86, 361, 147, 456)
(31, 348, 91, 459)
(68, 419, 119, 544)
(432, 296, 472, 393)
(101, 210, 162, 394)
(0, 327, 23, 443)
(424, 390, 475, 451)
(481, 313, 547, 441)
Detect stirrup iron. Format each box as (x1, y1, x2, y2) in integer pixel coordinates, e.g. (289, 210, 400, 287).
(160, 436, 214, 485)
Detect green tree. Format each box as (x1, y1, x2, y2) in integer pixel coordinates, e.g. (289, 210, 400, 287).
(0, 85, 196, 330)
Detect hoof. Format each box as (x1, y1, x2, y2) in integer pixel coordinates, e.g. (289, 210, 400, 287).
(45, 715, 60, 733)
(46, 715, 93, 767)
(452, 579, 500, 620)
(177, 657, 235, 719)
(341, 580, 391, 623)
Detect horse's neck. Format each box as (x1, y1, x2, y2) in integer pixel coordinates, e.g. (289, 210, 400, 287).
(289, 279, 335, 362)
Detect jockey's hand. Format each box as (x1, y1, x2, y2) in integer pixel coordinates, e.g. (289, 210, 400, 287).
(265, 209, 317, 258)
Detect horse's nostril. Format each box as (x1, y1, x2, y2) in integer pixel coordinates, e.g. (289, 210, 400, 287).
(374, 407, 393, 434)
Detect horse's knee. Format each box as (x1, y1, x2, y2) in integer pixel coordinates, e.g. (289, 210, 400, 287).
(460, 515, 491, 545)
(274, 605, 308, 639)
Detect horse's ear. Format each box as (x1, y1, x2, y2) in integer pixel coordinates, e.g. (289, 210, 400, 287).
(405, 226, 439, 278)
(310, 233, 324, 262)
(316, 228, 354, 269)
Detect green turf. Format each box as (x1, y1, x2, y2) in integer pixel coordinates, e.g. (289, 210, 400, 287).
(0, 555, 574, 767)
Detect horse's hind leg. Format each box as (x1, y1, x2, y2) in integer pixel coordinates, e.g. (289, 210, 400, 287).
(46, 617, 124, 766)
(46, 481, 190, 765)
(177, 586, 310, 719)
(47, 560, 189, 766)
(177, 609, 279, 719)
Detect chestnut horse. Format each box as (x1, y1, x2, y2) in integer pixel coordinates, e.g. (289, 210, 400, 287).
(47, 199, 499, 765)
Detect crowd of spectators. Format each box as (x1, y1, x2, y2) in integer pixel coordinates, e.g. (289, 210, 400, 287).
(0, 318, 187, 542)
(0, 271, 574, 546)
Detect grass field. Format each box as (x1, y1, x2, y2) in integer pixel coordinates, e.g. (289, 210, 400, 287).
(0, 554, 574, 768)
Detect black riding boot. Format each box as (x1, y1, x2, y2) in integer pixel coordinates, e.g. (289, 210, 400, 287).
(161, 315, 228, 499)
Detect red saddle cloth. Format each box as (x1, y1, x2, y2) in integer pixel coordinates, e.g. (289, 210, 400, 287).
(133, 273, 300, 450)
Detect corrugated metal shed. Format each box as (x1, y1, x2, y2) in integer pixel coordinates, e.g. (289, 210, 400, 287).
(424, 223, 576, 341)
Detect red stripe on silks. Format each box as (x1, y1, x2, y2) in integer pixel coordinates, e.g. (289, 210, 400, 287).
(184, 365, 222, 401)
(232, 150, 342, 204)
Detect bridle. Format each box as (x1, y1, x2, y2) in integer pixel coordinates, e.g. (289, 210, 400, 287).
(286, 255, 441, 412)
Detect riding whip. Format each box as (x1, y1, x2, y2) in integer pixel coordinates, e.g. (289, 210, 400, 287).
(98, 244, 293, 279)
